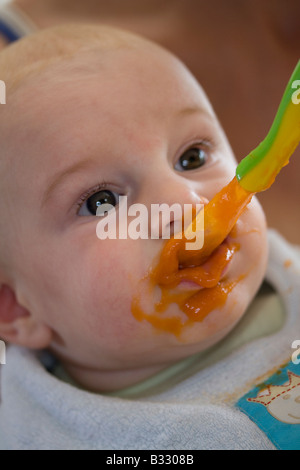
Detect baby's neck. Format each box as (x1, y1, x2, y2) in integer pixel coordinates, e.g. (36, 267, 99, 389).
(61, 359, 168, 394)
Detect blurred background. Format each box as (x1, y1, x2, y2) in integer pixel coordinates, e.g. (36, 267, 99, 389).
(0, 0, 299, 243)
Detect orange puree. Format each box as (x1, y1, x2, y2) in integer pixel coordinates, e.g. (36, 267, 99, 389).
(132, 63, 300, 335)
(132, 177, 253, 336)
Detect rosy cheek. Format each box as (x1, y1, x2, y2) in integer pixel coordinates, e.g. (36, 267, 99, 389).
(83, 246, 136, 309)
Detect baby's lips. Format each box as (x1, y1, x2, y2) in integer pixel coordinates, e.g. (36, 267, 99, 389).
(177, 238, 239, 288)
(154, 236, 239, 292)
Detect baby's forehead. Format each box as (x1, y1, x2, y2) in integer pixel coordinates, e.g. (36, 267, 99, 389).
(0, 22, 212, 118)
(0, 27, 216, 180)
(0, 23, 160, 101)
(7, 39, 212, 121)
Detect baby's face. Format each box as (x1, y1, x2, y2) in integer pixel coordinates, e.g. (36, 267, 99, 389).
(1, 43, 268, 388)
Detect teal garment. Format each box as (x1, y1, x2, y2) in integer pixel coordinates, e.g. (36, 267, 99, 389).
(237, 362, 300, 450)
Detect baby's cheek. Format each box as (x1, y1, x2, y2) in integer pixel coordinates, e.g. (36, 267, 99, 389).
(226, 198, 268, 310)
(80, 242, 144, 327)
(240, 198, 268, 265)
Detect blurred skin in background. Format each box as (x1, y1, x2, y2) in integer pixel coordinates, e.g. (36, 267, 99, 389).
(1, 0, 300, 243)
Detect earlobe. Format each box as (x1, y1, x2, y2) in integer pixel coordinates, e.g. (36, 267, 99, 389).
(0, 284, 53, 349)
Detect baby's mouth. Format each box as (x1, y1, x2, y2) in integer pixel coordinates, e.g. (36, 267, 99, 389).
(173, 239, 239, 290)
(152, 234, 239, 292)
(144, 235, 241, 330)
(132, 227, 242, 336)
(176, 238, 238, 289)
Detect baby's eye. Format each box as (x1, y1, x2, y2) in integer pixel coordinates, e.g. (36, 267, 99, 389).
(175, 147, 207, 172)
(78, 189, 119, 216)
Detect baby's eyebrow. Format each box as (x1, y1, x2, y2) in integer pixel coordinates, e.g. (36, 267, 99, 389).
(42, 158, 95, 208)
(177, 106, 209, 117)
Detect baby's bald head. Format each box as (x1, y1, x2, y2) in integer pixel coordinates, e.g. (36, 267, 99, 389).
(0, 24, 164, 275)
(0, 23, 151, 96)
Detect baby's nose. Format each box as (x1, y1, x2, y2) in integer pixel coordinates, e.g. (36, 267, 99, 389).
(148, 187, 209, 240)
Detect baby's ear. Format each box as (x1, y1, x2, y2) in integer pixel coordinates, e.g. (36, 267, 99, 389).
(0, 284, 52, 349)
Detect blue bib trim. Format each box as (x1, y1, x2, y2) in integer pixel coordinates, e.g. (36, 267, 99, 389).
(0, 18, 22, 43)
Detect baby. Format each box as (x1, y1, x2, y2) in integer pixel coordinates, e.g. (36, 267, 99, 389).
(0, 25, 299, 451)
